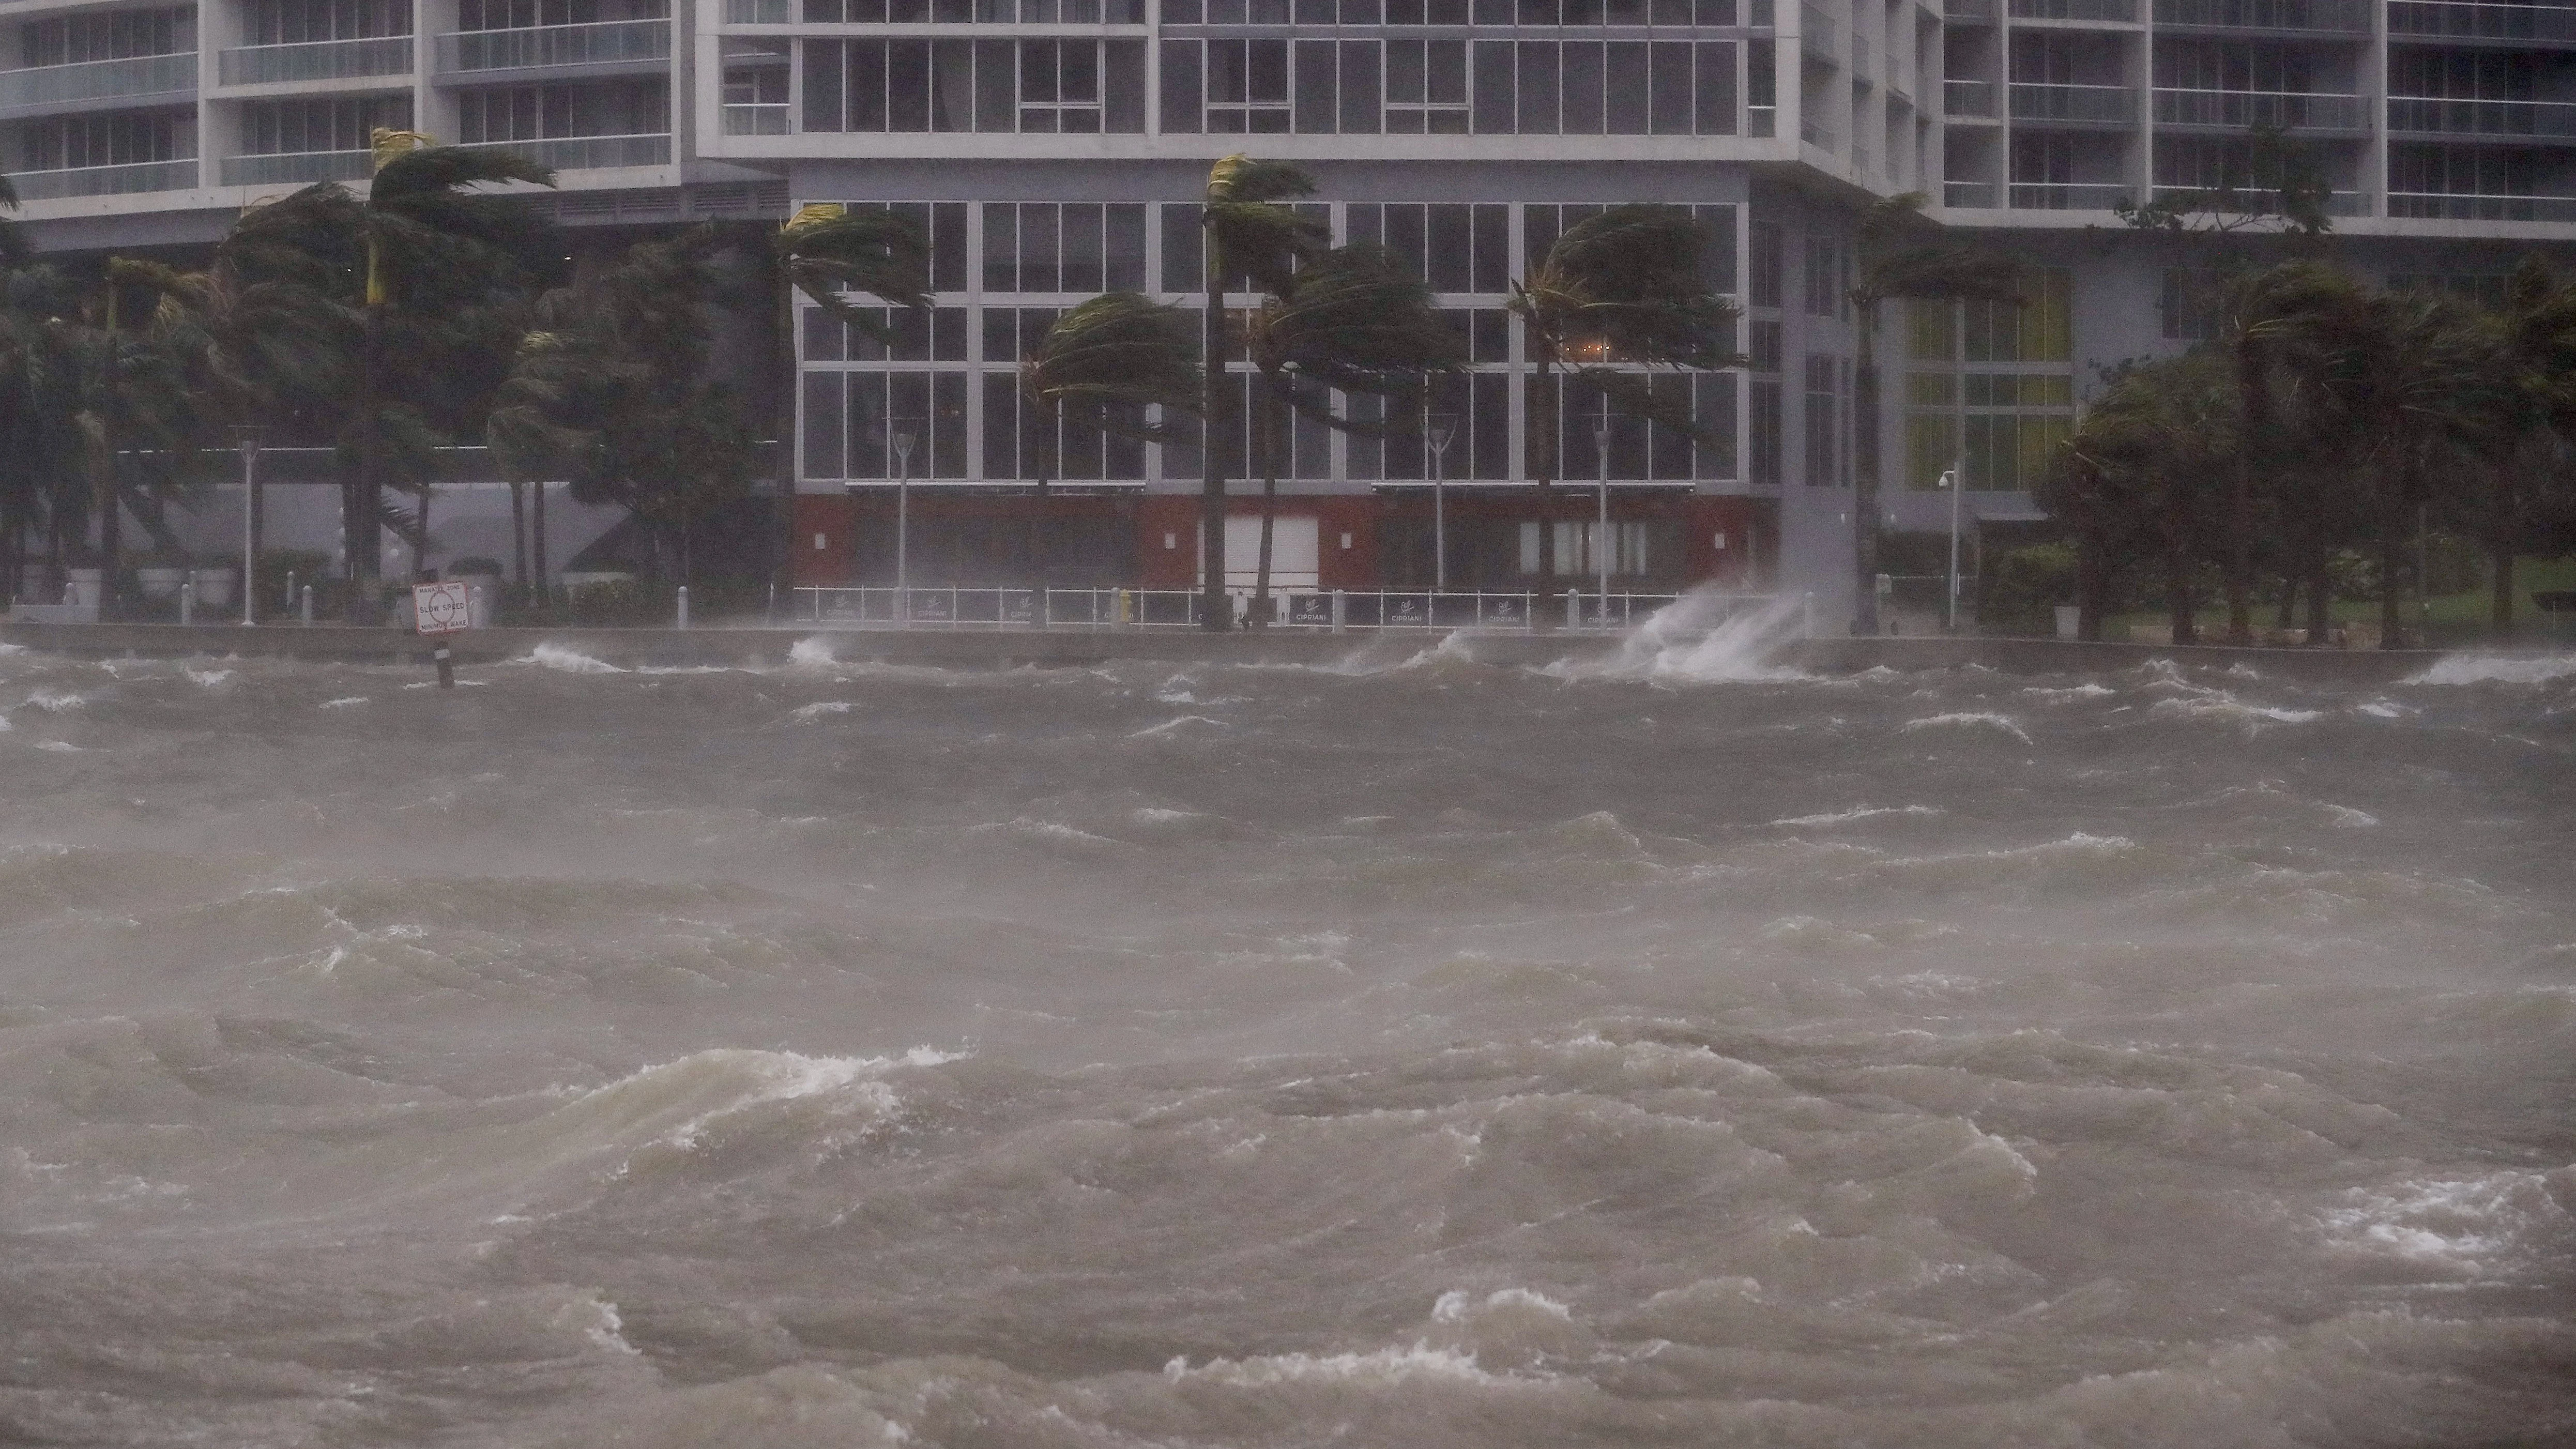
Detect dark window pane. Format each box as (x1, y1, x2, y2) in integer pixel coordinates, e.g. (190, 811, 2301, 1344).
(1347, 203, 1382, 249)
(1162, 203, 1203, 291)
(1387, 203, 1425, 282)
(1062, 202, 1103, 292)
(984, 202, 1017, 292)
(847, 373, 887, 478)
(803, 370, 845, 479)
(804, 40, 845, 131)
(1385, 38, 1422, 103)
(1472, 204, 1507, 292)
(1649, 40, 1689, 134)
(1516, 40, 1557, 134)
(1560, 41, 1602, 135)
(983, 306, 1016, 362)
(1471, 373, 1507, 478)
(1338, 39, 1379, 133)
(1695, 40, 1734, 135)
(1294, 39, 1336, 132)
(1605, 41, 1647, 132)
(977, 39, 1013, 131)
(1106, 204, 1146, 291)
(805, 307, 846, 362)
(1023, 203, 1060, 292)
(933, 307, 966, 361)
(1471, 40, 1513, 133)
(1161, 40, 1201, 133)
(1105, 40, 1145, 132)
(933, 202, 968, 292)
(1249, 38, 1287, 100)
(1427, 206, 1471, 292)
(983, 372, 1018, 481)
(888, 40, 929, 130)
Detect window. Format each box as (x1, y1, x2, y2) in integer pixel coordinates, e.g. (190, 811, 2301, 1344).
(455, 78, 665, 140)
(240, 0, 410, 45)
(1526, 204, 1736, 296)
(1518, 521, 1650, 577)
(1205, 38, 1290, 132)
(799, 0, 1145, 19)
(1802, 234, 1846, 319)
(242, 95, 410, 155)
(1383, 39, 1468, 133)
(458, 0, 664, 27)
(13, 109, 192, 170)
(802, 371, 970, 480)
(1903, 274, 2076, 491)
(1348, 373, 1511, 480)
(1354, 204, 1509, 293)
(1749, 376, 1781, 485)
(807, 39, 1145, 133)
(20, 8, 192, 66)
(984, 203, 1148, 293)
(2390, 143, 2533, 198)
(805, 306, 970, 362)
(1748, 220, 1782, 309)
(2153, 39, 2312, 94)
(2158, 267, 2218, 341)
(1167, 0, 1741, 24)
(1803, 353, 1840, 485)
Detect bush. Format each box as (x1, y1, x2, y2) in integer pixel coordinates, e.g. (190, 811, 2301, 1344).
(1981, 542, 2077, 633)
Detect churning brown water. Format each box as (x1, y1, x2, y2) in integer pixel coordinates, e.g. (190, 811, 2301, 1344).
(0, 624, 2570, 1448)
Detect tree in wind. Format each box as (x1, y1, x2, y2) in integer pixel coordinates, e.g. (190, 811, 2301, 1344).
(222, 129, 558, 617)
(1197, 156, 1325, 629)
(1018, 292, 1200, 580)
(1510, 204, 1740, 616)
(768, 204, 931, 581)
(1847, 192, 2021, 635)
(1240, 245, 1465, 621)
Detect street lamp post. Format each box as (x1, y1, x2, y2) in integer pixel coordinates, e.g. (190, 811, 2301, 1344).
(1939, 465, 1962, 633)
(1592, 408, 1613, 627)
(235, 424, 261, 626)
(1426, 409, 1457, 592)
(892, 421, 918, 621)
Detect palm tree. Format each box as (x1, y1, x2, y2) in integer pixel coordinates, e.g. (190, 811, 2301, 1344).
(1847, 193, 2022, 636)
(768, 204, 931, 589)
(2475, 256, 2576, 635)
(1239, 245, 1465, 621)
(224, 129, 558, 618)
(2054, 350, 2237, 645)
(1508, 204, 1741, 620)
(2212, 261, 2356, 643)
(1197, 155, 1325, 630)
(1018, 292, 1200, 582)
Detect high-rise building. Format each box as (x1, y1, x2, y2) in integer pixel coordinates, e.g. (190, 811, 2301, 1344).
(7, 0, 2571, 613)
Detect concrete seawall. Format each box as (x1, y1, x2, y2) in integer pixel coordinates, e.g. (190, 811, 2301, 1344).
(4, 619, 2545, 684)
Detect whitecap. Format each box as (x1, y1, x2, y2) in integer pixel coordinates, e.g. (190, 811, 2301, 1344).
(2316, 1171, 2569, 1277)
(786, 635, 837, 668)
(520, 642, 626, 674)
(1163, 1343, 1527, 1389)
(24, 690, 83, 712)
(1900, 711, 2033, 744)
(1545, 592, 1811, 684)
(2405, 653, 2576, 687)
(2022, 682, 2114, 702)
(788, 700, 856, 722)
(320, 696, 371, 709)
(185, 668, 234, 687)
(2147, 695, 2322, 727)
(1769, 804, 1943, 828)
(1131, 714, 1225, 739)
(2323, 804, 2380, 828)
(33, 740, 80, 753)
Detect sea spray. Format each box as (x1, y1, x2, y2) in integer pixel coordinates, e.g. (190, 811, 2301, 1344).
(1546, 590, 1812, 683)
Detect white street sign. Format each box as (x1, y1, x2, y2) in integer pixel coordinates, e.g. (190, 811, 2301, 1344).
(414, 581, 472, 635)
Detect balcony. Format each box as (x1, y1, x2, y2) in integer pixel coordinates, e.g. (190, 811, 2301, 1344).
(2389, 191, 2576, 221)
(14, 157, 196, 199)
(2153, 0, 2370, 32)
(2388, 2, 2576, 45)
(2009, 82, 2136, 125)
(2008, 0, 2137, 21)
(722, 102, 789, 134)
(1799, 3, 1836, 60)
(221, 149, 372, 186)
(219, 36, 415, 86)
(1801, 113, 1838, 148)
(1943, 179, 1999, 205)
(0, 52, 195, 117)
(1945, 0, 1999, 21)
(437, 20, 671, 76)
(2388, 96, 2576, 140)
(459, 132, 670, 169)
(2154, 88, 2367, 133)
(723, 0, 792, 19)
(1944, 78, 1998, 117)
(2008, 180, 2132, 208)
(2148, 184, 2370, 216)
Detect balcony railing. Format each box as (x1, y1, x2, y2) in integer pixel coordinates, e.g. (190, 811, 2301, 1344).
(2389, 191, 2576, 222)
(1801, 113, 1838, 148)
(1945, 0, 1999, 21)
(2389, 2, 2576, 43)
(2153, 0, 2370, 30)
(724, 0, 792, 19)
(14, 157, 195, 199)
(459, 132, 670, 169)
(2008, 180, 2132, 208)
(2388, 96, 2576, 139)
(221, 149, 372, 186)
(2154, 88, 2366, 131)
(219, 35, 414, 86)
(2009, 82, 2136, 124)
(0, 51, 194, 113)
(2148, 184, 2370, 216)
(437, 19, 670, 74)
(1944, 179, 1999, 206)
(722, 102, 789, 134)
(2008, 0, 2137, 20)
(1944, 78, 1998, 116)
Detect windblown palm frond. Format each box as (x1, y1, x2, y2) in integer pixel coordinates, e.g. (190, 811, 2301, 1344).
(1023, 292, 1200, 440)
(1244, 245, 1465, 419)
(775, 205, 931, 344)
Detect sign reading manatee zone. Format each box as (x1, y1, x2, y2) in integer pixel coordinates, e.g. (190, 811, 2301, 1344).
(413, 581, 472, 635)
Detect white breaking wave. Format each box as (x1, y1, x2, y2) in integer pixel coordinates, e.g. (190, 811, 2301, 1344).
(2316, 1171, 2570, 1278)
(1131, 714, 1226, 739)
(319, 696, 370, 709)
(520, 643, 627, 674)
(788, 700, 857, 722)
(1769, 804, 1944, 828)
(787, 636, 837, 668)
(2023, 682, 2115, 702)
(1547, 591, 1811, 684)
(1900, 711, 2033, 744)
(2148, 695, 2323, 727)
(1164, 1343, 1530, 1389)
(2407, 653, 2576, 687)
(24, 690, 84, 712)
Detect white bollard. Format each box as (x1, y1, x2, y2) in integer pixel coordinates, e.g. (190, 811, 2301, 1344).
(1331, 589, 1346, 634)
(1565, 590, 1581, 629)
(676, 585, 691, 629)
(300, 584, 314, 624)
(179, 573, 194, 626)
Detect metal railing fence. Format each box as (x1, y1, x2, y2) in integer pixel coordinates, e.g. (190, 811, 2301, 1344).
(790, 586, 1790, 633)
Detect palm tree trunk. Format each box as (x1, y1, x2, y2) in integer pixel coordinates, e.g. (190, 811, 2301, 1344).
(532, 477, 549, 613)
(1852, 298, 1882, 637)
(509, 479, 528, 602)
(1199, 234, 1231, 632)
(1532, 352, 1559, 627)
(2378, 457, 2412, 650)
(351, 298, 385, 621)
(1252, 376, 1281, 630)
